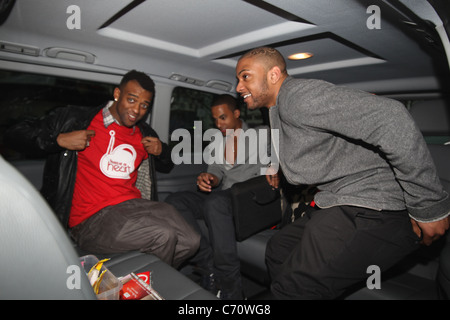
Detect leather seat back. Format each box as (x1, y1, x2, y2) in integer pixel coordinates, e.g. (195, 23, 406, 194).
(0, 156, 95, 299)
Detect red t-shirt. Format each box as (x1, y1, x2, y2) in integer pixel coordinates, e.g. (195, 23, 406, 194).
(69, 111, 148, 227)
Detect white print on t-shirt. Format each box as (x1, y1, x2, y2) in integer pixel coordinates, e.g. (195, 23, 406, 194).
(100, 130, 136, 179)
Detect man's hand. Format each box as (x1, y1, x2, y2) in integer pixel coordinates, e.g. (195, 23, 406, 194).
(197, 173, 219, 192)
(142, 136, 162, 156)
(57, 130, 95, 151)
(265, 165, 280, 189)
(266, 172, 280, 189)
(411, 216, 449, 246)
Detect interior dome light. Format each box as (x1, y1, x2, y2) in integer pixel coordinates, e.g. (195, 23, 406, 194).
(288, 52, 314, 60)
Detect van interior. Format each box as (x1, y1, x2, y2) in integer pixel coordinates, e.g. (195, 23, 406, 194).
(0, 0, 449, 301)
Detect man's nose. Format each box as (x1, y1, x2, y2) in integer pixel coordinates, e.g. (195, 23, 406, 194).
(236, 81, 244, 93)
(132, 104, 141, 114)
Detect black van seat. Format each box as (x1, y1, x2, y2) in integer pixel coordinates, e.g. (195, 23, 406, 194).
(74, 246, 217, 300)
(103, 251, 217, 300)
(428, 144, 450, 192)
(237, 229, 276, 285)
(437, 236, 450, 299)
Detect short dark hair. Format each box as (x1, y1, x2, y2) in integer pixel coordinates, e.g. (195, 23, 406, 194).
(211, 94, 238, 111)
(240, 47, 287, 74)
(120, 70, 155, 96)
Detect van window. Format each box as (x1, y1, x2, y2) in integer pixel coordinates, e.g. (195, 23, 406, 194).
(169, 87, 216, 144)
(168, 86, 266, 148)
(405, 98, 450, 145)
(0, 70, 115, 160)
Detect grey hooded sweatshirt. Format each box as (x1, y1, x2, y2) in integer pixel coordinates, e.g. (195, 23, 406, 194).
(269, 76, 449, 223)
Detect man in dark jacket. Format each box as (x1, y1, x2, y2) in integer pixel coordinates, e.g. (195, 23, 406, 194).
(5, 70, 200, 268)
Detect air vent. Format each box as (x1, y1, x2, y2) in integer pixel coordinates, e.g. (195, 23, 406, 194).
(0, 41, 39, 56)
(44, 47, 96, 64)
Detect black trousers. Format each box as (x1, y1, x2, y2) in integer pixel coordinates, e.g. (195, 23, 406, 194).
(266, 205, 421, 299)
(165, 190, 242, 289)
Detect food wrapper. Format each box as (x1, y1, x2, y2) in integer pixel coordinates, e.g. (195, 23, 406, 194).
(120, 272, 163, 300)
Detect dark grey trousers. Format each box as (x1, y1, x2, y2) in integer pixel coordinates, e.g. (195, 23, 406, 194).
(266, 205, 421, 299)
(70, 198, 200, 268)
(165, 190, 242, 290)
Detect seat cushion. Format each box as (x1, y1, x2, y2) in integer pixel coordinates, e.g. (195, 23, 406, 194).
(237, 229, 276, 284)
(102, 251, 217, 300)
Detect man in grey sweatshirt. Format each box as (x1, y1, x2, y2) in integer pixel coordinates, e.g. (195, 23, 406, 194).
(236, 47, 450, 299)
(165, 94, 279, 299)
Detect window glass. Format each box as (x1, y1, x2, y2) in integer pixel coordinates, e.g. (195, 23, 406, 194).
(403, 99, 450, 145)
(168, 86, 267, 148)
(169, 87, 216, 142)
(0, 70, 115, 160)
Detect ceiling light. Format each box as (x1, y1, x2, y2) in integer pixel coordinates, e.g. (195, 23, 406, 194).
(288, 52, 313, 60)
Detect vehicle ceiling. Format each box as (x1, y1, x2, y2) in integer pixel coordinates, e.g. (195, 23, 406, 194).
(0, 0, 449, 96)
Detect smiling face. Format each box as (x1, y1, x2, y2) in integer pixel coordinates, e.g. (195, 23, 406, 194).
(211, 104, 241, 136)
(236, 48, 287, 110)
(236, 57, 273, 110)
(110, 80, 153, 127)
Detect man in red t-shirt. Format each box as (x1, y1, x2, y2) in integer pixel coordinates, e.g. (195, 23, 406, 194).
(43, 70, 199, 268)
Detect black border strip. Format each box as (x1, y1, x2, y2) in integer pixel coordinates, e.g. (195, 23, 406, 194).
(98, 0, 146, 30)
(216, 32, 384, 61)
(243, 0, 314, 25)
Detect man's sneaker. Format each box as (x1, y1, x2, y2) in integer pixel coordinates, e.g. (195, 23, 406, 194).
(216, 288, 245, 300)
(201, 272, 218, 295)
(216, 276, 245, 300)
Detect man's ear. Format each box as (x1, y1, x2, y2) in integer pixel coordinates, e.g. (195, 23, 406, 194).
(233, 109, 241, 118)
(268, 66, 282, 84)
(113, 87, 121, 101)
